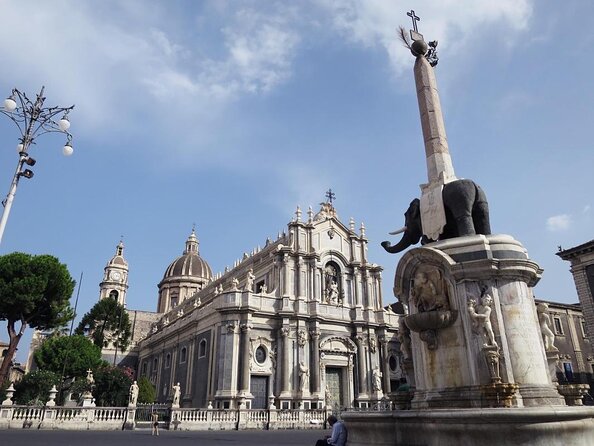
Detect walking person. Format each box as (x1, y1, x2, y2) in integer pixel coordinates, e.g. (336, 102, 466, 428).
(315, 415, 347, 446)
(151, 411, 159, 436)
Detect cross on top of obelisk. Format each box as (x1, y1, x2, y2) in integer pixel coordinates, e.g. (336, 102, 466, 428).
(407, 10, 420, 32)
(325, 189, 336, 205)
(407, 9, 424, 42)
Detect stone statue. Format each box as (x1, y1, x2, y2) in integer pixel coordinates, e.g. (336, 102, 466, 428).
(299, 361, 309, 392)
(411, 272, 437, 312)
(468, 294, 497, 348)
(129, 380, 139, 406)
(297, 330, 307, 346)
(325, 384, 332, 406)
(232, 277, 239, 291)
(397, 317, 412, 360)
(328, 281, 339, 303)
(372, 367, 382, 391)
(246, 269, 255, 292)
(369, 336, 377, 353)
(172, 382, 181, 406)
(86, 369, 95, 386)
(537, 302, 558, 352)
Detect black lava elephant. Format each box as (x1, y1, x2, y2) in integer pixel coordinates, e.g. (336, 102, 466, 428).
(382, 179, 491, 254)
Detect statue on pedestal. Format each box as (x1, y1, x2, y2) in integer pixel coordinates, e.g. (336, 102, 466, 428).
(129, 380, 139, 406)
(537, 302, 558, 352)
(468, 294, 497, 348)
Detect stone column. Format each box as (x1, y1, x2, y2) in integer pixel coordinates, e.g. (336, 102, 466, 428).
(314, 264, 321, 302)
(379, 336, 391, 394)
(297, 257, 305, 299)
(310, 328, 321, 394)
(281, 327, 291, 395)
(354, 269, 362, 307)
(283, 254, 291, 297)
(240, 323, 251, 394)
(185, 337, 195, 398)
(356, 335, 368, 396)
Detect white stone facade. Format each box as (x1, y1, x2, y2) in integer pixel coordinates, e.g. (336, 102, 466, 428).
(136, 203, 399, 409)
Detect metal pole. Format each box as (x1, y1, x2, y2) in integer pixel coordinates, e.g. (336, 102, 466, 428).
(58, 271, 84, 404)
(0, 153, 26, 246)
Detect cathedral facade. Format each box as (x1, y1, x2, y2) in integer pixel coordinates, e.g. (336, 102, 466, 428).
(130, 202, 401, 409)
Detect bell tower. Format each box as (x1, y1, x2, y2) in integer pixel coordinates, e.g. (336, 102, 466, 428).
(99, 239, 129, 305)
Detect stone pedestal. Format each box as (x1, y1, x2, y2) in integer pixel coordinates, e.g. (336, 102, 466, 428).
(394, 234, 563, 409)
(344, 407, 594, 446)
(558, 384, 590, 406)
(545, 350, 560, 383)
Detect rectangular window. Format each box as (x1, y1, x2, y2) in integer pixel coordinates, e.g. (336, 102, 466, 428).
(581, 319, 588, 338)
(255, 280, 265, 293)
(563, 362, 574, 381)
(553, 317, 564, 335)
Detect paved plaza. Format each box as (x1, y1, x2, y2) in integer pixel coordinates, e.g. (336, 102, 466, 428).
(0, 429, 325, 446)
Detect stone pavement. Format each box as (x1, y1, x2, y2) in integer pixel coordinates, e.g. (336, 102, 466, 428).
(1, 429, 326, 446)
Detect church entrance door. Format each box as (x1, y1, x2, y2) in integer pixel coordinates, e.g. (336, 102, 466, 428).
(325, 367, 343, 407)
(250, 375, 268, 409)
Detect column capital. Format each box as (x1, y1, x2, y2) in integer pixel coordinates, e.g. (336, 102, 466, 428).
(240, 323, 252, 333)
(280, 327, 290, 337)
(309, 328, 321, 339)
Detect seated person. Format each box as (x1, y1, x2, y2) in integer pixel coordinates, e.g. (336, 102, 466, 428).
(315, 415, 347, 446)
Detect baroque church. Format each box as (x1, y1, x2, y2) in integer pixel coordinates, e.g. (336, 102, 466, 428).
(97, 200, 402, 410)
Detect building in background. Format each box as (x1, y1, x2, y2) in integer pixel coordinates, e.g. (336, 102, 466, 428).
(557, 241, 594, 345)
(535, 299, 594, 393)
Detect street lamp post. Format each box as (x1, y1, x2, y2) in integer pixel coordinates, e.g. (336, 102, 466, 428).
(0, 86, 74, 246)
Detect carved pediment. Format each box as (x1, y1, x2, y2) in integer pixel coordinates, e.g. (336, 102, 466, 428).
(319, 336, 356, 353)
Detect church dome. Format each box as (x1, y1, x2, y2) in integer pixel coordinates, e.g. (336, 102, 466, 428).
(162, 229, 212, 281)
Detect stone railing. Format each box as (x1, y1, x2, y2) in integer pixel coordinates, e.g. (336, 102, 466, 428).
(0, 404, 328, 431)
(170, 407, 327, 431)
(0, 405, 129, 430)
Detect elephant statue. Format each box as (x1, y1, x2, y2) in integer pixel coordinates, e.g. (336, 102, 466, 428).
(382, 179, 491, 254)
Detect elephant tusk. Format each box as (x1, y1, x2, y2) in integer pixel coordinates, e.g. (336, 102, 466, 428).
(388, 226, 407, 235)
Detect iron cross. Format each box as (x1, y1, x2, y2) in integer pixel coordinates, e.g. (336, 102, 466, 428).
(407, 10, 420, 32)
(325, 189, 336, 205)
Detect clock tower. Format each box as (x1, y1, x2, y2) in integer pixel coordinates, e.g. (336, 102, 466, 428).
(99, 240, 129, 305)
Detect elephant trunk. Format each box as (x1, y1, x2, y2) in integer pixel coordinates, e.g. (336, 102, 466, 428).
(381, 231, 420, 254)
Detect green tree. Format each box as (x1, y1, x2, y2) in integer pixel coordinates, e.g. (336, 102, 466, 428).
(34, 335, 104, 378)
(92, 365, 132, 407)
(75, 298, 131, 354)
(137, 376, 156, 404)
(13, 370, 61, 405)
(0, 252, 75, 385)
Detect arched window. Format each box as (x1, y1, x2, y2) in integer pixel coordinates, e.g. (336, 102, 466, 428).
(324, 261, 341, 304)
(165, 353, 171, 368)
(198, 339, 207, 358)
(109, 290, 119, 300)
(180, 347, 187, 363)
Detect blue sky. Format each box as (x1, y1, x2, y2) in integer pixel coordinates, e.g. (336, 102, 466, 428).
(0, 1, 592, 362)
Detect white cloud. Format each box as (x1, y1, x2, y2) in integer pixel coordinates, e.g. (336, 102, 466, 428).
(583, 205, 591, 214)
(546, 214, 572, 232)
(314, 0, 533, 75)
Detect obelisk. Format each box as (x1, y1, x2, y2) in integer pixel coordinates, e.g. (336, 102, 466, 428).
(407, 12, 457, 241)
